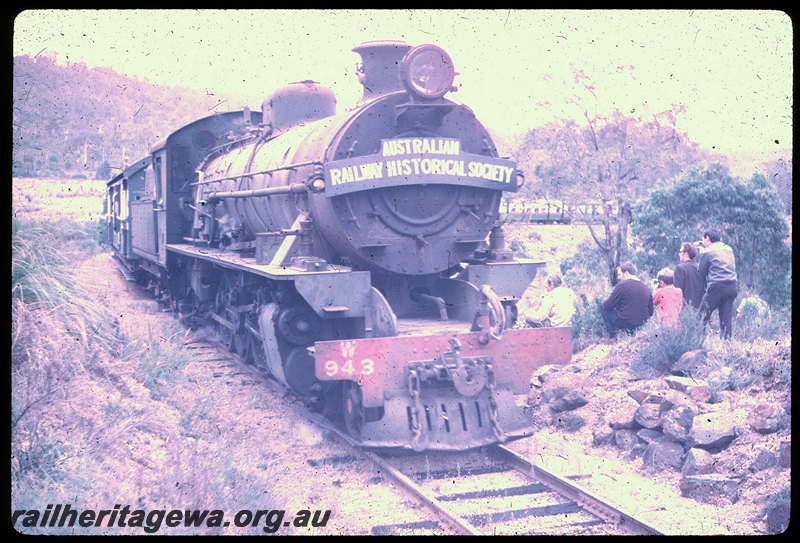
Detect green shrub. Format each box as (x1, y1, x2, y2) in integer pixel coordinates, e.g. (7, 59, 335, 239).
(571, 293, 608, 352)
(706, 335, 791, 391)
(119, 323, 192, 401)
(732, 303, 790, 343)
(629, 307, 706, 378)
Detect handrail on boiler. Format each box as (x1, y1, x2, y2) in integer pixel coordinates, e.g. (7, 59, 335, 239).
(205, 182, 308, 201)
(191, 160, 322, 186)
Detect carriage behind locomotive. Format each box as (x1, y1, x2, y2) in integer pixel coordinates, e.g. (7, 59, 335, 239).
(106, 41, 572, 451)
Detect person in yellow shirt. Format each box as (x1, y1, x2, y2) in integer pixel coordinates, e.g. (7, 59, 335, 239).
(525, 275, 577, 328)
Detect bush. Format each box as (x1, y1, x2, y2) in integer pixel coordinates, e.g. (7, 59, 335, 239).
(629, 307, 706, 378)
(706, 335, 791, 391)
(560, 239, 613, 299)
(12, 218, 116, 355)
(731, 301, 790, 344)
(571, 293, 608, 352)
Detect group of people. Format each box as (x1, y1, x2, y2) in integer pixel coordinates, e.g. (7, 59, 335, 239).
(525, 227, 750, 340)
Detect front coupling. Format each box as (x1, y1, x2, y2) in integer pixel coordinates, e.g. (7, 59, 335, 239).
(407, 338, 492, 397)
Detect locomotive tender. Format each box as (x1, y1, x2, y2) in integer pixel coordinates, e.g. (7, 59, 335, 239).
(107, 41, 572, 451)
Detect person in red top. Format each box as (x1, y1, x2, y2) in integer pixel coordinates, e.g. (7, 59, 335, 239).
(652, 268, 683, 327)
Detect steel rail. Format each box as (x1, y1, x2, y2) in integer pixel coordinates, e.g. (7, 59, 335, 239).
(357, 449, 482, 536)
(490, 445, 663, 535)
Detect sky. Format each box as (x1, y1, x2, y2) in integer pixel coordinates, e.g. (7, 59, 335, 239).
(13, 9, 793, 157)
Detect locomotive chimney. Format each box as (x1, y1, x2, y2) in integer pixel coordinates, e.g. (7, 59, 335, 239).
(352, 40, 412, 104)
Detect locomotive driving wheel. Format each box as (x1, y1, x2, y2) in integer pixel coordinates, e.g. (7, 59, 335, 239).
(342, 381, 364, 441)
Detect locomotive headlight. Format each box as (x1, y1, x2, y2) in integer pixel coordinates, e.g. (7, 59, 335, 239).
(310, 177, 326, 192)
(400, 45, 455, 100)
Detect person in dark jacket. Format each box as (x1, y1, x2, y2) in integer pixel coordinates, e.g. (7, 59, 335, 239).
(598, 262, 654, 338)
(698, 228, 738, 339)
(674, 242, 704, 309)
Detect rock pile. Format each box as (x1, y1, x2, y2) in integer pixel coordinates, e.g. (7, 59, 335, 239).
(527, 348, 790, 532)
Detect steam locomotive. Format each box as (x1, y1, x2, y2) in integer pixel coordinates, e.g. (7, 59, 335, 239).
(107, 41, 572, 451)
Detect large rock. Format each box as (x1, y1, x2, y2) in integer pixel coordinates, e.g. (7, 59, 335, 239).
(636, 428, 664, 444)
(642, 440, 685, 471)
(550, 389, 589, 412)
(779, 441, 791, 468)
(662, 389, 699, 413)
(689, 412, 737, 452)
(681, 448, 716, 477)
(665, 376, 712, 403)
(628, 389, 673, 429)
(661, 405, 697, 443)
(536, 370, 592, 413)
(747, 402, 786, 434)
(627, 389, 652, 405)
(607, 402, 638, 430)
(766, 497, 791, 534)
(592, 427, 615, 447)
(671, 350, 708, 377)
(748, 448, 778, 473)
(614, 429, 640, 452)
(634, 400, 663, 429)
(680, 474, 740, 504)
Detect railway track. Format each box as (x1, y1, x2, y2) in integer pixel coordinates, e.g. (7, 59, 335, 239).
(183, 334, 662, 536)
(365, 446, 662, 535)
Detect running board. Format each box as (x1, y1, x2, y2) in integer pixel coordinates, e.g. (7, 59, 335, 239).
(112, 254, 137, 282)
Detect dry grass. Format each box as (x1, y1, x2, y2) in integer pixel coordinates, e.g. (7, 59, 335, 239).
(11, 217, 284, 534)
(13, 177, 107, 223)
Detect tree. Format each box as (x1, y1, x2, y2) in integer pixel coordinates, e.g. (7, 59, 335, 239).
(761, 156, 792, 215)
(517, 107, 708, 285)
(631, 163, 791, 309)
(95, 160, 112, 180)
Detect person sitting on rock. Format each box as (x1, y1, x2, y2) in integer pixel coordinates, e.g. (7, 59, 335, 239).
(597, 262, 654, 338)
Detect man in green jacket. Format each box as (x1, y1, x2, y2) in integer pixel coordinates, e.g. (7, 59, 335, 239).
(698, 228, 739, 339)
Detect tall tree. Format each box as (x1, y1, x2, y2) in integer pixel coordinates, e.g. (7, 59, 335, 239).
(517, 104, 708, 284)
(631, 163, 791, 309)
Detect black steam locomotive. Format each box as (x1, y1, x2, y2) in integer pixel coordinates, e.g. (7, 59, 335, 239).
(107, 41, 572, 451)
